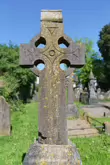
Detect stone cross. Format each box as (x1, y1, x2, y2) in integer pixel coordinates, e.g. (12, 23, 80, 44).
(20, 10, 85, 145)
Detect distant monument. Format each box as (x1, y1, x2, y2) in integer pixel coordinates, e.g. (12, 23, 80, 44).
(88, 70, 98, 104)
(31, 76, 39, 102)
(20, 10, 85, 165)
(66, 69, 79, 118)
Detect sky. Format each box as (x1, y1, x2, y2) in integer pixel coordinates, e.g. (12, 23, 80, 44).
(0, 0, 110, 52)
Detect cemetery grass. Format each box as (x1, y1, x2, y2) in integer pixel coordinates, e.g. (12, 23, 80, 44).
(0, 102, 38, 165)
(0, 102, 110, 165)
(72, 134, 110, 165)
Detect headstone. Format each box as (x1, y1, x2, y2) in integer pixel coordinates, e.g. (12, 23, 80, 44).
(80, 89, 89, 104)
(97, 88, 105, 100)
(0, 96, 10, 136)
(74, 82, 83, 102)
(72, 72, 78, 101)
(32, 90, 39, 102)
(105, 90, 110, 100)
(104, 122, 110, 135)
(88, 70, 98, 104)
(20, 10, 85, 165)
(66, 69, 79, 118)
(32, 77, 39, 102)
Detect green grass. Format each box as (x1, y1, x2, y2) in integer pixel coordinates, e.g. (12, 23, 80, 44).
(0, 102, 110, 165)
(72, 135, 110, 165)
(0, 102, 38, 165)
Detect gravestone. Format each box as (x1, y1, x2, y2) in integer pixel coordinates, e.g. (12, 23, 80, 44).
(32, 90, 39, 102)
(66, 69, 79, 118)
(104, 122, 110, 135)
(31, 76, 39, 102)
(80, 87, 89, 104)
(0, 96, 10, 136)
(74, 83, 83, 102)
(97, 88, 105, 100)
(20, 10, 85, 165)
(88, 70, 98, 104)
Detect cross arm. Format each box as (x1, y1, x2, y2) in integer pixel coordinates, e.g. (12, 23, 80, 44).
(20, 44, 41, 68)
(59, 34, 85, 68)
(64, 45, 85, 68)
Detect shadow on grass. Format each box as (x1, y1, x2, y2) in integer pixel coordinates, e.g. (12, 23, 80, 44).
(22, 153, 26, 163)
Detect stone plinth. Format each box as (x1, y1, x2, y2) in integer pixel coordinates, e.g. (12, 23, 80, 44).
(23, 141, 82, 165)
(104, 122, 110, 135)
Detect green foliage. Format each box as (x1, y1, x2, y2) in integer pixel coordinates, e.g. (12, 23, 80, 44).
(0, 43, 36, 109)
(97, 23, 110, 89)
(75, 38, 101, 86)
(98, 23, 110, 61)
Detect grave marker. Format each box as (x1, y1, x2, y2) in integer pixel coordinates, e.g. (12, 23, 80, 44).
(66, 69, 79, 117)
(89, 70, 98, 104)
(20, 10, 85, 165)
(0, 96, 10, 136)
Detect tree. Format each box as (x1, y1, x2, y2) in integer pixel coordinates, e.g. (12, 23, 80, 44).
(0, 43, 36, 108)
(97, 23, 110, 89)
(75, 38, 102, 87)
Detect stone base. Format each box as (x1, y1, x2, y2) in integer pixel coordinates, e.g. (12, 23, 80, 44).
(104, 122, 110, 135)
(0, 130, 10, 136)
(67, 104, 79, 118)
(23, 141, 82, 165)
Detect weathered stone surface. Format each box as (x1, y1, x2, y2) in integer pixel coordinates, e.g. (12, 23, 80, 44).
(23, 141, 82, 165)
(32, 91, 39, 102)
(82, 105, 110, 118)
(74, 84, 83, 102)
(88, 70, 98, 105)
(20, 10, 85, 145)
(20, 10, 85, 165)
(41, 10, 63, 22)
(0, 96, 10, 136)
(97, 89, 110, 101)
(67, 104, 79, 118)
(66, 69, 79, 117)
(104, 122, 110, 135)
(67, 119, 99, 138)
(31, 78, 39, 102)
(105, 90, 110, 100)
(80, 91, 89, 104)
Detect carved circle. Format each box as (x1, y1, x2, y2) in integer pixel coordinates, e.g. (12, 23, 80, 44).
(49, 50, 55, 56)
